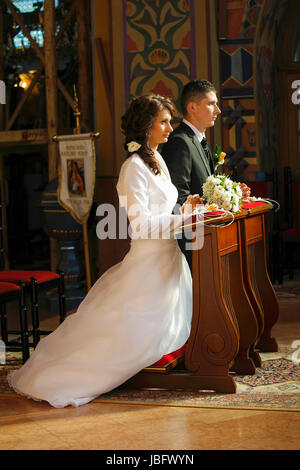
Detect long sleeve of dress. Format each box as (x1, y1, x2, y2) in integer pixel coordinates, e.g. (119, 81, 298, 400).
(116, 155, 193, 240)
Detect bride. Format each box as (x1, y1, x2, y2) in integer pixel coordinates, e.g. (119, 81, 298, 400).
(8, 94, 203, 408)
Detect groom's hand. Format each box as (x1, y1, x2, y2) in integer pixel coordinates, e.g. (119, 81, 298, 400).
(239, 183, 251, 202)
(180, 194, 204, 214)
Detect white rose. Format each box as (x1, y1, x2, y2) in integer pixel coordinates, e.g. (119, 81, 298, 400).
(223, 192, 231, 202)
(127, 141, 141, 152)
(213, 187, 222, 199)
(206, 175, 214, 183)
(223, 201, 231, 210)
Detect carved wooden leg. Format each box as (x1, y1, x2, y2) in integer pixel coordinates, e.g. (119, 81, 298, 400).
(250, 242, 279, 352)
(184, 229, 239, 392)
(240, 218, 265, 351)
(221, 251, 257, 375)
(241, 214, 279, 353)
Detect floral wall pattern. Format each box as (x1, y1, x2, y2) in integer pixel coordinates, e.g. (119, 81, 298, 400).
(218, 0, 263, 179)
(124, 0, 195, 112)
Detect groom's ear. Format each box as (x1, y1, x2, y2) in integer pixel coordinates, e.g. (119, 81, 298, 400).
(186, 100, 200, 116)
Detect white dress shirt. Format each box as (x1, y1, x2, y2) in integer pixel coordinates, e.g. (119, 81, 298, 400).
(182, 119, 205, 144)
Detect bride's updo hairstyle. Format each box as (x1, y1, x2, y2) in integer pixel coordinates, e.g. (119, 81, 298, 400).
(121, 94, 176, 175)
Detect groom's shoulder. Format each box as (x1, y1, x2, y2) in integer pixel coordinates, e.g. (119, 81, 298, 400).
(171, 121, 189, 135)
(167, 122, 193, 144)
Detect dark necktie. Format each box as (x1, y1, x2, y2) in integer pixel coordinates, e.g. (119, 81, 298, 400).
(201, 137, 214, 173)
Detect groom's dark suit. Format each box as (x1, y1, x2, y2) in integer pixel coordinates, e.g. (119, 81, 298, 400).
(162, 121, 214, 270)
(162, 121, 214, 206)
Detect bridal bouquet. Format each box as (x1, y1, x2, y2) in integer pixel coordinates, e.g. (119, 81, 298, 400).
(202, 174, 243, 212)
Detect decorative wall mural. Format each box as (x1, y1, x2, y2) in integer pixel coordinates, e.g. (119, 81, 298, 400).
(218, 0, 264, 176)
(124, 0, 194, 112)
(241, 0, 264, 38)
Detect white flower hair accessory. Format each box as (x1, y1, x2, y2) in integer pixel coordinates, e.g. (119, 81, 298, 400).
(127, 141, 141, 152)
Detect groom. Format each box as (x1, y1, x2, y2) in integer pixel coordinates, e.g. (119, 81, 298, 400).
(162, 80, 221, 269)
(162, 79, 221, 206)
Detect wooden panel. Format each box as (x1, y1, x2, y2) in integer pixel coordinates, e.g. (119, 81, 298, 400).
(186, 229, 239, 374)
(122, 206, 278, 393)
(0, 129, 48, 145)
(240, 211, 279, 353)
(244, 215, 263, 244)
(218, 222, 238, 253)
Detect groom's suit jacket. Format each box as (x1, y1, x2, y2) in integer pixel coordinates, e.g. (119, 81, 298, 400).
(162, 121, 214, 271)
(161, 121, 213, 207)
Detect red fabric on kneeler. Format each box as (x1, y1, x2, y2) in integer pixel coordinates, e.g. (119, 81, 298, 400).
(241, 201, 269, 209)
(151, 344, 187, 367)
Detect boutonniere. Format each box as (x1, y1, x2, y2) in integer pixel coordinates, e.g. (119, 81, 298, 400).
(213, 145, 227, 173)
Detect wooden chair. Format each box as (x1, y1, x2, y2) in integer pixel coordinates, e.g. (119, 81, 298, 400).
(0, 188, 66, 349)
(0, 280, 29, 363)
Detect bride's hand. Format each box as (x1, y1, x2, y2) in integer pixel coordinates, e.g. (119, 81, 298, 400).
(180, 194, 204, 214)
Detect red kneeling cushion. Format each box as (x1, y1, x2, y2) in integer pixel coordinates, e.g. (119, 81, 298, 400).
(151, 344, 187, 367)
(241, 201, 269, 209)
(283, 228, 300, 237)
(205, 210, 227, 216)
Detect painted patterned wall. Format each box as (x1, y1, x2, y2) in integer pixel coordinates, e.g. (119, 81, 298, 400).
(219, 0, 263, 179)
(122, 0, 282, 180)
(124, 0, 195, 112)
(124, 0, 265, 178)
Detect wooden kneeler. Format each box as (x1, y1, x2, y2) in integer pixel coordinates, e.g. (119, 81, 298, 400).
(121, 205, 278, 394)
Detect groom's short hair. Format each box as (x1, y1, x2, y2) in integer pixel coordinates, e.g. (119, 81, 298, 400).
(181, 80, 216, 116)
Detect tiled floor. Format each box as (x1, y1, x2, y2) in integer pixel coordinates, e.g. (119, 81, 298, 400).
(0, 286, 299, 450)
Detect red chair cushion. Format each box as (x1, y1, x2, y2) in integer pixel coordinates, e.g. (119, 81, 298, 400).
(151, 344, 187, 367)
(0, 282, 20, 295)
(0, 270, 59, 285)
(283, 228, 300, 237)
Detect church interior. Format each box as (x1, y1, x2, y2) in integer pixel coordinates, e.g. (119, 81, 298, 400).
(0, 0, 299, 451)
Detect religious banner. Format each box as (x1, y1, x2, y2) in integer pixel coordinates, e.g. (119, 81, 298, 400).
(57, 133, 96, 224)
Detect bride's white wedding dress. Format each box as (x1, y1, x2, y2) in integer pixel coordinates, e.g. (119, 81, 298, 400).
(8, 152, 193, 408)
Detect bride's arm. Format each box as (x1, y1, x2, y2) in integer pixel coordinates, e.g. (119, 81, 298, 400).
(117, 158, 196, 239)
